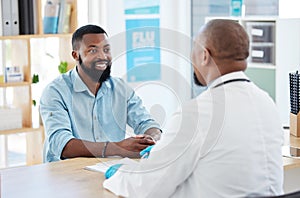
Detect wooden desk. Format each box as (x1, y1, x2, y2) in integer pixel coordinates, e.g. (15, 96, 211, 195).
(290, 134, 300, 148)
(283, 157, 300, 170)
(284, 135, 300, 170)
(0, 158, 116, 198)
(2, 143, 300, 198)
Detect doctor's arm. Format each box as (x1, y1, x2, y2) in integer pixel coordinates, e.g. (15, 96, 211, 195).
(103, 110, 202, 197)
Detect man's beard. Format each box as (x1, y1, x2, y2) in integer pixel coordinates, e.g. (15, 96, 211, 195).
(79, 55, 111, 83)
(193, 72, 205, 86)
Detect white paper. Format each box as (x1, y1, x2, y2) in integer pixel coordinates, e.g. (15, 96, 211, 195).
(251, 28, 263, 37)
(84, 158, 138, 173)
(251, 50, 264, 58)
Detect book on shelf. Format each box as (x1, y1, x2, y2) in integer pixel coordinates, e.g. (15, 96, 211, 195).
(11, 0, 20, 35)
(1, 0, 12, 35)
(5, 66, 24, 82)
(18, 0, 30, 34)
(28, 0, 35, 34)
(43, 1, 60, 34)
(18, 0, 38, 35)
(1, 0, 20, 36)
(32, 0, 38, 34)
(57, 0, 72, 33)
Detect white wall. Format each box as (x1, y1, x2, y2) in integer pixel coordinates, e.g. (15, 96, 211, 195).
(279, 0, 300, 18)
(276, 0, 300, 125)
(277, 1, 300, 192)
(77, 0, 89, 27)
(276, 19, 300, 126)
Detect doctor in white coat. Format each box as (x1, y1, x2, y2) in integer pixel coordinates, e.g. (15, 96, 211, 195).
(103, 19, 284, 198)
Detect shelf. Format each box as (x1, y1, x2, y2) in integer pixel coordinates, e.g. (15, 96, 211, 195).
(250, 42, 275, 47)
(248, 63, 276, 69)
(240, 16, 279, 22)
(0, 0, 78, 168)
(205, 16, 279, 24)
(0, 126, 44, 135)
(0, 33, 73, 40)
(0, 82, 31, 87)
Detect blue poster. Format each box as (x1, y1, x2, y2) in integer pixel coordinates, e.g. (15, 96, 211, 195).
(126, 19, 161, 82)
(124, 0, 160, 14)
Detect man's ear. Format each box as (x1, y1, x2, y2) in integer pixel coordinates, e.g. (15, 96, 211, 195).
(202, 48, 211, 66)
(72, 50, 79, 60)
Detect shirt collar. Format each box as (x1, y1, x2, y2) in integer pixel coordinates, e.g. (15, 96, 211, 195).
(208, 71, 249, 89)
(72, 67, 88, 93)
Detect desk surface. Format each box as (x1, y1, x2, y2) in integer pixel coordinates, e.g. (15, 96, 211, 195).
(0, 158, 116, 198)
(2, 135, 300, 198)
(284, 134, 300, 170)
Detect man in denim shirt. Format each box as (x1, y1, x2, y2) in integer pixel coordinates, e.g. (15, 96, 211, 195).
(40, 25, 161, 162)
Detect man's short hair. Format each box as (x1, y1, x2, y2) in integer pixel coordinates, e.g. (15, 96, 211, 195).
(203, 19, 249, 61)
(72, 24, 108, 50)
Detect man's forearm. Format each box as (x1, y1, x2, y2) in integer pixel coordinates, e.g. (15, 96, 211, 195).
(61, 139, 109, 159)
(61, 137, 149, 159)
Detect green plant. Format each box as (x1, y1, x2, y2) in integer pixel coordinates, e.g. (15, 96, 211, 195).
(32, 74, 39, 83)
(32, 99, 37, 106)
(58, 61, 68, 74)
(32, 73, 39, 106)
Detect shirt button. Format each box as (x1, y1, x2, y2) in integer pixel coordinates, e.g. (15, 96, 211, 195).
(94, 116, 97, 120)
(95, 137, 100, 140)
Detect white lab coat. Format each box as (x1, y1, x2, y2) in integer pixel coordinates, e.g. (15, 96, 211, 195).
(103, 71, 284, 198)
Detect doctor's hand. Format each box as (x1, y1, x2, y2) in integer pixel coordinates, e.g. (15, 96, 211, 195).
(105, 164, 122, 179)
(140, 145, 154, 159)
(115, 136, 155, 158)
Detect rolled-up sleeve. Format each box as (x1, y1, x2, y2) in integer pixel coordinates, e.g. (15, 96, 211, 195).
(40, 83, 74, 162)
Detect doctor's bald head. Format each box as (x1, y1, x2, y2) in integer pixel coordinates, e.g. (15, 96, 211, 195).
(199, 19, 249, 61)
(192, 19, 250, 86)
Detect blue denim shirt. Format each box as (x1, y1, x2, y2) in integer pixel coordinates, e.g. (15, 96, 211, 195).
(40, 68, 160, 162)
